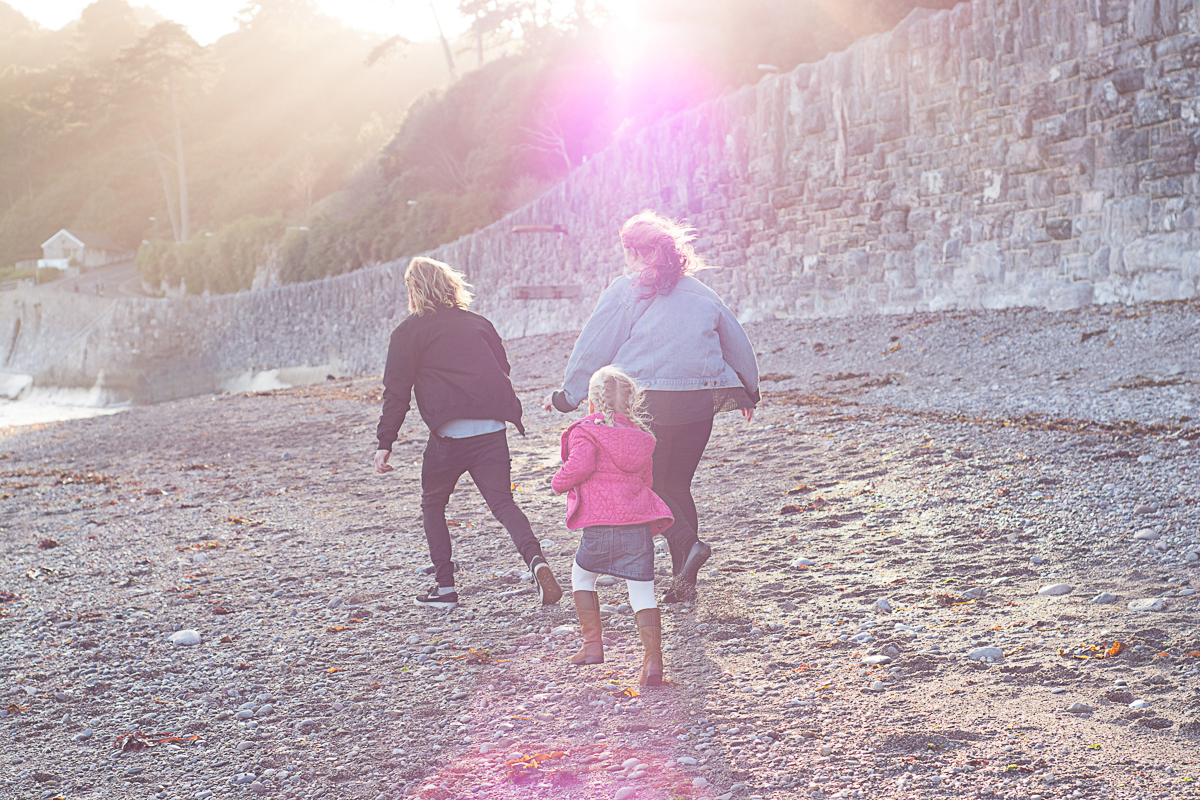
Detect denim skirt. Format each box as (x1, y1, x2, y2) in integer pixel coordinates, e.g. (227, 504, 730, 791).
(575, 524, 654, 581)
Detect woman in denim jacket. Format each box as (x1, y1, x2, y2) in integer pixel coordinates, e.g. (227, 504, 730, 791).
(546, 210, 759, 602)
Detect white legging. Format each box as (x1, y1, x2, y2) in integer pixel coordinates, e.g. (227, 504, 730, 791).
(572, 561, 657, 612)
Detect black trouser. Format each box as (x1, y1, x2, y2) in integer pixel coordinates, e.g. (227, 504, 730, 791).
(420, 430, 544, 587)
(650, 416, 714, 575)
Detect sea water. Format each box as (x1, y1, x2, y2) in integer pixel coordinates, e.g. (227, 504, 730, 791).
(0, 386, 128, 429)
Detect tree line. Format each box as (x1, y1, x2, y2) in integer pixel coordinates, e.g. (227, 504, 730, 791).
(0, 0, 958, 295)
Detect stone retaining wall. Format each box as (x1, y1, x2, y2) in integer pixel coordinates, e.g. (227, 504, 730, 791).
(3, 0, 1198, 400)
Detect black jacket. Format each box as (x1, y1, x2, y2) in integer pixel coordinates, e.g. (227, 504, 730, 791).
(375, 307, 524, 449)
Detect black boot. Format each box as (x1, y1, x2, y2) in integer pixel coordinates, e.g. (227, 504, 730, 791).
(662, 541, 711, 603)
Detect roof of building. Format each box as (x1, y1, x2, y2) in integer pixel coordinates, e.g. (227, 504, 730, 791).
(40, 229, 130, 252)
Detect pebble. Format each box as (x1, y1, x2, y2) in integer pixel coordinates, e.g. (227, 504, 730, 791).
(961, 586, 987, 599)
(1065, 702, 1093, 714)
(615, 788, 636, 800)
(819, 744, 833, 756)
(168, 629, 202, 646)
(693, 777, 710, 789)
(1089, 592, 1118, 604)
(72, 728, 93, 741)
(539, 538, 556, 549)
(255, 704, 273, 717)
(861, 655, 892, 666)
(967, 647, 1004, 661)
(327, 597, 343, 609)
(1133, 529, 1160, 541)
(1037, 583, 1072, 596)
(1127, 598, 1166, 612)
(1137, 454, 1157, 464)
(677, 757, 698, 766)
(874, 597, 892, 613)
(1129, 699, 1150, 709)
(405, 634, 421, 645)
(1186, 552, 1199, 562)
(867, 681, 885, 692)
(550, 625, 575, 636)
(790, 558, 815, 568)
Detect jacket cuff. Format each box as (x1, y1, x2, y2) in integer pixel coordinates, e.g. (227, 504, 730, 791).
(552, 390, 577, 413)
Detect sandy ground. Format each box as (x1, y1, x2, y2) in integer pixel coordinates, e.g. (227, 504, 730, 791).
(1, 299, 1198, 800)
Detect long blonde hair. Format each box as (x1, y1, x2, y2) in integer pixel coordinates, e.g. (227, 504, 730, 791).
(619, 210, 706, 298)
(588, 366, 651, 432)
(405, 257, 474, 315)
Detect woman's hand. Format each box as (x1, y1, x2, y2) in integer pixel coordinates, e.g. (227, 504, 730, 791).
(374, 449, 394, 473)
(741, 407, 755, 423)
(543, 393, 556, 412)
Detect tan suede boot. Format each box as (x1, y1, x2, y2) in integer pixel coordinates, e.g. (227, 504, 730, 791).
(635, 607, 664, 686)
(569, 590, 604, 665)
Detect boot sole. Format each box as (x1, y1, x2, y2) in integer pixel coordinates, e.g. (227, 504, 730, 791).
(569, 656, 604, 666)
(535, 564, 564, 605)
(642, 671, 663, 686)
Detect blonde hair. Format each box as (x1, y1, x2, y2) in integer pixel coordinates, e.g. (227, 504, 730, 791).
(619, 210, 706, 298)
(588, 366, 651, 432)
(404, 257, 474, 315)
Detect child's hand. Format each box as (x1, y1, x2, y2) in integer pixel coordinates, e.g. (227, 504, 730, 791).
(542, 393, 556, 412)
(374, 449, 394, 473)
(742, 407, 755, 423)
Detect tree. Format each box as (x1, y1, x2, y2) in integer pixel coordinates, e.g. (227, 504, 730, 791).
(77, 0, 144, 64)
(117, 22, 210, 242)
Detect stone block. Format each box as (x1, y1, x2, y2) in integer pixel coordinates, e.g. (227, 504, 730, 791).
(1134, 92, 1171, 126)
(1111, 69, 1146, 95)
(816, 188, 845, 210)
(919, 170, 947, 196)
(907, 208, 935, 232)
(1046, 281, 1094, 311)
(1005, 138, 1048, 172)
(1130, 0, 1178, 44)
(1154, 131, 1198, 176)
(1046, 219, 1074, 240)
(1089, 246, 1112, 281)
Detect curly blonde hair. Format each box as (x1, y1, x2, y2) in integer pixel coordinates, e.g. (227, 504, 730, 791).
(619, 210, 706, 298)
(588, 366, 651, 432)
(405, 257, 474, 315)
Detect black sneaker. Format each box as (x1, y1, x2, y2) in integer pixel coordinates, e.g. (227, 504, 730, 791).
(415, 585, 458, 609)
(531, 557, 563, 605)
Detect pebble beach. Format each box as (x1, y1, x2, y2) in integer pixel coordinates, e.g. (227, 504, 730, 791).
(1, 297, 1198, 800)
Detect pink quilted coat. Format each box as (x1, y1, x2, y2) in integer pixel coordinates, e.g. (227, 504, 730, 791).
(551, 413, 674, 534)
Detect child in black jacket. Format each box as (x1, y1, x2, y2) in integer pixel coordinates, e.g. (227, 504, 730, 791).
(374, 257, 563, 609)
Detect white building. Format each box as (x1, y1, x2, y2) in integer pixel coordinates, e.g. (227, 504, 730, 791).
(38, 229, 132, 270)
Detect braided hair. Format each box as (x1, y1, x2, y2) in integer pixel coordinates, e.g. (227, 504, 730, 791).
(587, 366, 651, 432)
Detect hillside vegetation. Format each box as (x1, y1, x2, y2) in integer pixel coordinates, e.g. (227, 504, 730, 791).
(0, 0, 958, 295)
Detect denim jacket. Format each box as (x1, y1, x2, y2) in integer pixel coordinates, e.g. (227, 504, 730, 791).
(556, 274, 759, 410)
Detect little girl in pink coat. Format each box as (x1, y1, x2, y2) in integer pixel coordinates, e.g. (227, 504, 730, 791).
(552, 366, 673, 685)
